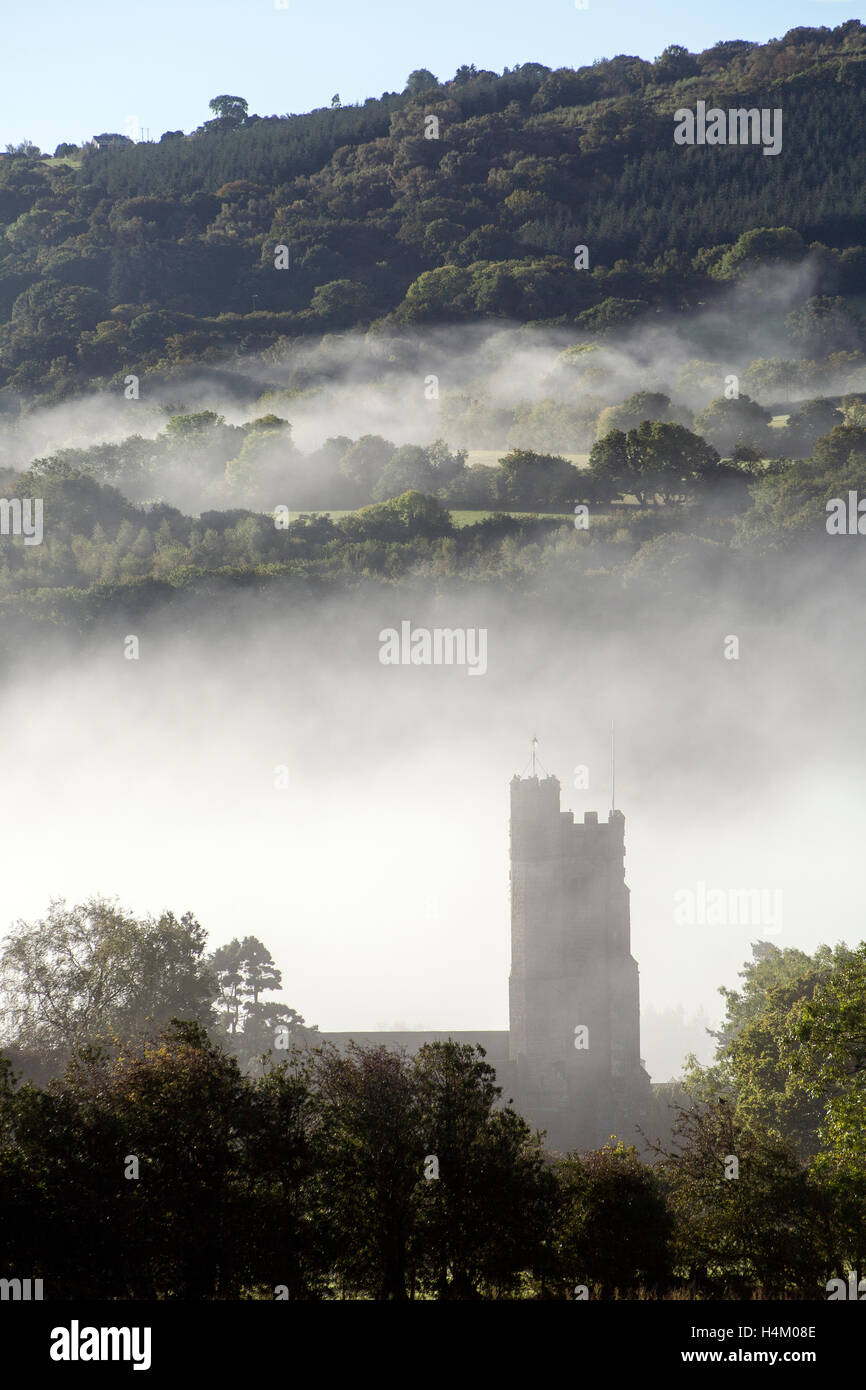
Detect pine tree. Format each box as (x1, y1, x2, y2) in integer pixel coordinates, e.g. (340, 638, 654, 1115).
(209, 935, 305, 1069)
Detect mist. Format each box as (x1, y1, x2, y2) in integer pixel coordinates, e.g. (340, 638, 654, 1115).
(1, 543, 862, 1086)
(2, 257, 862, 516)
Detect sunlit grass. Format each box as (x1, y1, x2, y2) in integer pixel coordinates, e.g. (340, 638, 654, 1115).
(466, 450, 590, 469)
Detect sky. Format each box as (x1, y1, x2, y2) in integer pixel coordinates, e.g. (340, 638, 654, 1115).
(1, 0, 864, 152)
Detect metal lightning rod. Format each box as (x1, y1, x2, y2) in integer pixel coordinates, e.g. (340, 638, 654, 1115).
(610, 720, 615, 814)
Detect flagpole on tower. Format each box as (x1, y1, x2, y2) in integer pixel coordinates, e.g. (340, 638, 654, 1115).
(610, 720, 616, 814)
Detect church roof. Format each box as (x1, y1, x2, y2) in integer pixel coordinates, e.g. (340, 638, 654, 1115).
(317, 1030, 510, 1058)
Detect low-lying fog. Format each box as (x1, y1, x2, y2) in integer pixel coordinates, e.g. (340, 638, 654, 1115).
(1, 259, 862, 516)
(0, 573, 860, 1083)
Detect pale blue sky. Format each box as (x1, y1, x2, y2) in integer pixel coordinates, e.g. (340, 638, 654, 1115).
(2, 0, 863, 152)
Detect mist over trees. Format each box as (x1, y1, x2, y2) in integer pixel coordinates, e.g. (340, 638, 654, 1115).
(0, 385, 861, 641)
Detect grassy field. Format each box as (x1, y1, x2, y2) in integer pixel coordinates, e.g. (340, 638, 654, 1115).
(285, 509, 355, 521)
(448, 509, 575, 526)
(466, 450, 590, 469)
(274, 507, 577, 526)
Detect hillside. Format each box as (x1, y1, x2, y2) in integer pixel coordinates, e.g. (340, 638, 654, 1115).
(2, 21, 866, 403)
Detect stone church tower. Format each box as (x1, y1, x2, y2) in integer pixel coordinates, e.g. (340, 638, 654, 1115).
(507, 768, 651, 1152)
(319, 754, 653, 1155)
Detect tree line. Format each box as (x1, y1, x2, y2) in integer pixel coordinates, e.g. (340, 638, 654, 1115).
(1, 901, 865, 1297)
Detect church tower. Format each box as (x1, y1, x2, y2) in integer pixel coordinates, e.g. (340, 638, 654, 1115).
(508, 762, 651, 1152)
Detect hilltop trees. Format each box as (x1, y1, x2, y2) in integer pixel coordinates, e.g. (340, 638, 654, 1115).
(405, 69, 439, 95)
(4, 140, 43, 158)
(92, 133, 133, 149)
(3, 28, 866, 392)
(654, 44, 701, 82)
(206, 95, 249, 130)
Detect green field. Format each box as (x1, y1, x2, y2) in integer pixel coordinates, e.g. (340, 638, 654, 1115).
(273, 507, 626, 527)
(448, 509, 575, 526)
(274, 508, 577, 526)
(466, 450, 590, 469)
(281, 509, 355, 521)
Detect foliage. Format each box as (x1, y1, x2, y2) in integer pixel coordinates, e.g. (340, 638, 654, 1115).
(5, 26, 866, 393)
(589, 422, 720, 503)
(209, 936, 306, 1072)
(0, 897, 216, 1075)
(659, 1097, 835, 1298)
(1, 926, 866, 1297)
(552, 1142, 673, 1296)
